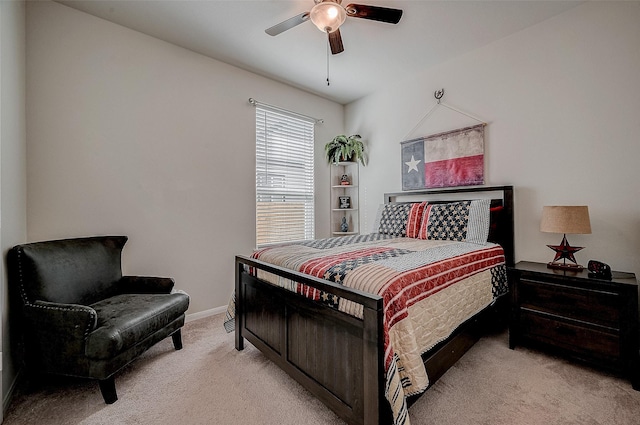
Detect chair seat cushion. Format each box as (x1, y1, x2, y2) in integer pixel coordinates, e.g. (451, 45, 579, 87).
(86, 292, 189, 359)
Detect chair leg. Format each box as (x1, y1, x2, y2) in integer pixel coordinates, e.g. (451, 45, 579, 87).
(98, 376, 118, 404)
(171, 329, 183, 350)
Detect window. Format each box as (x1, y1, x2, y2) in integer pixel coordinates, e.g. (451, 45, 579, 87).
(256, 106, 315, 247)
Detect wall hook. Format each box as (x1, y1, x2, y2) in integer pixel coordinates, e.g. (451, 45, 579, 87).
(434, 89, 445, 104)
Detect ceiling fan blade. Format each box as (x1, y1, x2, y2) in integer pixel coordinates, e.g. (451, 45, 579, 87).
(265, 12, 310, 36)
(328, 29, 344, 55)
(345, 4, 403, 24)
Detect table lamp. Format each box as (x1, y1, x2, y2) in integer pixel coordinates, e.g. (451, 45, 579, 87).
(540, 205, 591, 271)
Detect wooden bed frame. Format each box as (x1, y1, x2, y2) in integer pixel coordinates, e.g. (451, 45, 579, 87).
(235, 185, 514, 425)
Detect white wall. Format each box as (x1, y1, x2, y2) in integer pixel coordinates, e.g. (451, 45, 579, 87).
(346, 1, 640, 276)
(1, 0, 27, 414)
(26, 1, 344, 315)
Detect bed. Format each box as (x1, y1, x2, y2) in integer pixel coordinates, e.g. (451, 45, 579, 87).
(229, 185, 514, 425)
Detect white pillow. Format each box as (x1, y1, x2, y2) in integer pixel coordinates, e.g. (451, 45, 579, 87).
(371, 204, 384, 234)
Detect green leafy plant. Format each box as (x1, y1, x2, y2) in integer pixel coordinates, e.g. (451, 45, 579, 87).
(324, 134, 366, 166)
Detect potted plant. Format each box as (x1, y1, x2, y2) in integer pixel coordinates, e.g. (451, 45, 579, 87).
(324, 134, 366, 166)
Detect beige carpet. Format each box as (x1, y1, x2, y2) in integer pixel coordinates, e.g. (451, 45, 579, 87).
(4, 313, 640, 425)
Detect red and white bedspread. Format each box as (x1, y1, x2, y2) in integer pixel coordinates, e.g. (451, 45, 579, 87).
(230, 233, 507, 425)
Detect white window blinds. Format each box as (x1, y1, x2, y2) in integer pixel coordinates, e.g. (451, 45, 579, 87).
(256, 106, 315, 247)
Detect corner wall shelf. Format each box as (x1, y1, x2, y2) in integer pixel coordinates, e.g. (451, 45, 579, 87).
(330, 162, 359, 236)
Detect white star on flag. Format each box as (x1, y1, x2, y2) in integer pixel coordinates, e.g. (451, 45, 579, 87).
(405, 155, 421, 173)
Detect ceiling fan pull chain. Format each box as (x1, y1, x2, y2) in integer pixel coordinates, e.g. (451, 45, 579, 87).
(326, 38, 330, 86)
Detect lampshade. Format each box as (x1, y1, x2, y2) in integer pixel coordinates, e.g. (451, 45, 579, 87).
(310, 1, 347, 33)
(540, 206, 591, 235)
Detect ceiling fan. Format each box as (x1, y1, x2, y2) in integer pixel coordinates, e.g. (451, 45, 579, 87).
(265, 0, 403, 55)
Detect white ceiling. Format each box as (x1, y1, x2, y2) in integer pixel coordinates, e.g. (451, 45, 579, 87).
(56, 0, 583, 105)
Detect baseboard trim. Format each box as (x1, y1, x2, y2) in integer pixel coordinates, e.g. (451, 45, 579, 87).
(186, 305, 227, 322)
(3, 367, 22, 418)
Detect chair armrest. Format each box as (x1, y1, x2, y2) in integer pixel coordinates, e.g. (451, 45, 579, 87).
(119, 276, 175, 294)
(23, 301, 97, 356)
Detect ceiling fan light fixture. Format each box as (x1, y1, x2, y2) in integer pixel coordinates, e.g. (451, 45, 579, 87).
(310, 2, 346, 33)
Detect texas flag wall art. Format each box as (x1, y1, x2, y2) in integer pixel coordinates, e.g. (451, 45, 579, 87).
(401, 124, 485, 190)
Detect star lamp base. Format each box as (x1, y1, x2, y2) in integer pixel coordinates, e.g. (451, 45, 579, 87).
(545, 234, 585, 272)
(547, 261, 584, 271)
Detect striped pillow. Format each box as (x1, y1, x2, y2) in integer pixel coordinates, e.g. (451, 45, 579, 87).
(406, 202, 428, 239)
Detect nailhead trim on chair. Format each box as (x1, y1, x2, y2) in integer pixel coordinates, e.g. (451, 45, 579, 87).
(15, 248, 97, 339)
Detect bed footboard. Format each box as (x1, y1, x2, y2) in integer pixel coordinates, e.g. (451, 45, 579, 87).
(235, 255, 386, 425)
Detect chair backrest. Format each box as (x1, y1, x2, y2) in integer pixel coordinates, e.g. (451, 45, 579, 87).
(8, 236, 128, 306)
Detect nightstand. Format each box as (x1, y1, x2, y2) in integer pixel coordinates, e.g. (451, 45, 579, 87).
(508, 261, 639, 389)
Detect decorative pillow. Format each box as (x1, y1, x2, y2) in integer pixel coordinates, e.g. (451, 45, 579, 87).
(406, 202, 428, 239)
(466, 199, 491, 244)
(488, 205, 504, 242)
(418, 199, 491, 244)
(371, 204, 384, 233)
(378, 203, 413, 236)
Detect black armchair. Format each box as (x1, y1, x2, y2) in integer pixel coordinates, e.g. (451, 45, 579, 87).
(7, 236, 190, 403)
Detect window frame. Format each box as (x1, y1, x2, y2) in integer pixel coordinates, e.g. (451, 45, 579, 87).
(255, 105, 316, 248)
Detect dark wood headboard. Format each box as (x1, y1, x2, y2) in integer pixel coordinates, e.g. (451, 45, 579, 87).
(383, 185, 515, 267)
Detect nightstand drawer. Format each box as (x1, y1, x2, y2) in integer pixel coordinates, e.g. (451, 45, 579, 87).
(519, 278, 621, 329)
(520, 310, 621, 363)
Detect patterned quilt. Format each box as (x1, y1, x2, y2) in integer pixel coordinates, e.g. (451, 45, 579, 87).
(225, 233, 507, 425)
